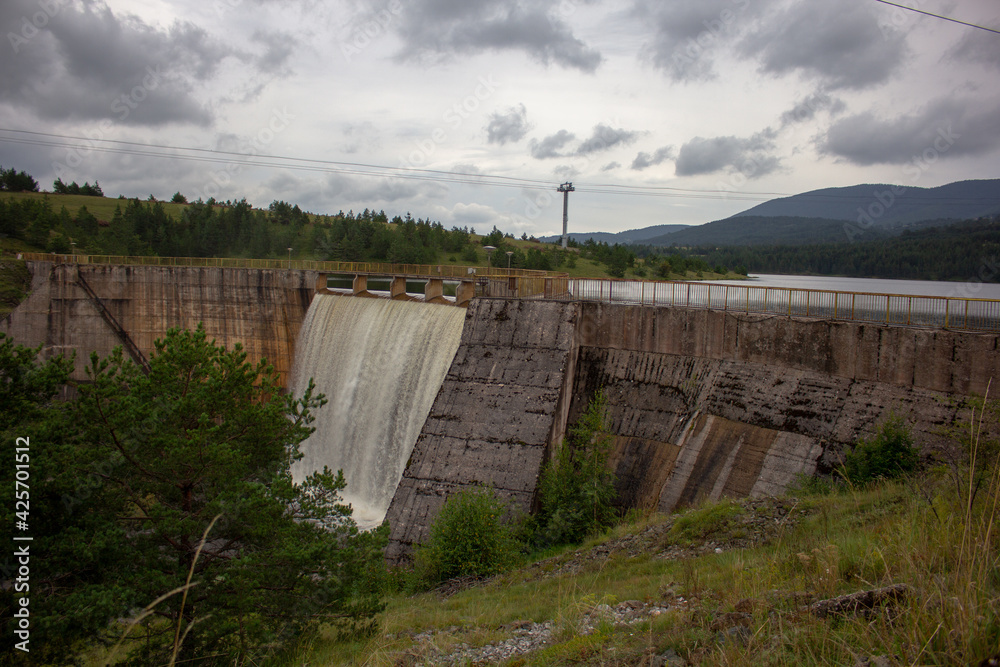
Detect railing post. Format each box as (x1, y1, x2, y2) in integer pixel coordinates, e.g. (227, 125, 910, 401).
(724, 285, 728, 311)
(834, 292, 838, 319)
(965, 299, 970, 329)
(945, 300, 950, 328)
(851, 294, 855, 320)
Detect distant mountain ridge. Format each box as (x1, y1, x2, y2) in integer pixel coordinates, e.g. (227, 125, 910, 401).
(730, 179, 1000, 227)
(538, 224, 688, 245)
(561, 178, 1000, 248)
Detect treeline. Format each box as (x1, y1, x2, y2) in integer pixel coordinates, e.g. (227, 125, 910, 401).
(1, 184, 579, 270)
(0, 166, 39, 192)
(480, 226, 577, 271)
(641, 251, 748, 279)
(53, 178, 104, 196)
(577, 238, 635, 277)
(0, 194, 483, 264)
(633, 218, 1000, 282)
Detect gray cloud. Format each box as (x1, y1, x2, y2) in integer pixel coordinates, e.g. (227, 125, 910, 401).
(324, 172, 445, 202)
(949, 29, 1000, 72)
(251, 30, 297, 75)
(818, 97, 1000, 166)
(486, 103, 530, 145)
(553, 164, 580, 179)
(530, 129, 575, 159)
(631, 145, 674, 170)
(675, 130, 779, 177)
(780, 92, 845, 127)
(575, 124, 641, 155)
(0, 0, 234, 126)
(632, 0, 762, 82)
(390, 0, 602, 72)
(601, 161, 621, 171)
(340, 122, 381, 154)
(739, 1, 908, 90)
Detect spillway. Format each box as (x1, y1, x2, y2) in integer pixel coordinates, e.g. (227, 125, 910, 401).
(290, 295, 466, 527)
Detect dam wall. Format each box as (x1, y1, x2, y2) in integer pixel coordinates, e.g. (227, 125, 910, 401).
(384, 299, 579, 563)
(2, 261, 318, 386)
(5, 263, 995, 563)
(571, 305, 993, 510)
(385, 300, 995, 561)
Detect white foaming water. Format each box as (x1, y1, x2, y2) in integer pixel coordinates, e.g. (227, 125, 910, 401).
(290, 295, 466, 528)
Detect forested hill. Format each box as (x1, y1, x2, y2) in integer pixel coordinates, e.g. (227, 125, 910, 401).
(730, 179, 1000, 226)
(642, 216, 859, 247)
(646, 218, 1000, 282)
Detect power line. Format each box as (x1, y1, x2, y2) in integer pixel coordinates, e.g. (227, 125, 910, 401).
(0, 128, 555, 189)
(1, 128, 994, 207)
(0, 128, 786, 203)
(873, 0, 1000, 35)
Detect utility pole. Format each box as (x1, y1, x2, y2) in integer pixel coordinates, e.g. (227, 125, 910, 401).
(557, 182, 574, 249)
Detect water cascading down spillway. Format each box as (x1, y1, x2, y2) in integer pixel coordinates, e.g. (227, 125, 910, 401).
(290, 294, 466, 528)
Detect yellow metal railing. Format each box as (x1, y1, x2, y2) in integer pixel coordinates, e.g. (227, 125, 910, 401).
(567, 278, 1000, 332)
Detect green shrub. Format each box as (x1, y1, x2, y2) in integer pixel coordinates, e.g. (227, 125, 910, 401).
(414, 485, 522, 585)
(533, 391, 618, 548)
(667, 501, 743, 544)
(840, 414, 919, 485)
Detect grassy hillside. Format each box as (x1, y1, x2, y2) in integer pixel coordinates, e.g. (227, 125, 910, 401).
(282, 401, 999, 667)
(287, 467, 999, 666)
(1, 190, 191, 222)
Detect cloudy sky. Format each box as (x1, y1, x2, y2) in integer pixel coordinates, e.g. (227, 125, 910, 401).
(1, 0, 998, 237)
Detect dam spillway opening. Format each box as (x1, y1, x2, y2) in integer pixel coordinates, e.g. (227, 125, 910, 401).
(290, 294, 466, 528)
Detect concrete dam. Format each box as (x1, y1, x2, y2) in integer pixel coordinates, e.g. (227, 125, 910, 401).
(5, 260, 999, 562)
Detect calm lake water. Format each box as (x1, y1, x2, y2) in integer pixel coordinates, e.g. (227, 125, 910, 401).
(708, 274, 1000, 301)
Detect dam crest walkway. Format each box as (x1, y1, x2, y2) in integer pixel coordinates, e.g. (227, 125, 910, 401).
(21, 252, 1000, 333)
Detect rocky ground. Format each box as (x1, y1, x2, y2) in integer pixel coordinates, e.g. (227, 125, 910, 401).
(379, 496, 919, 666)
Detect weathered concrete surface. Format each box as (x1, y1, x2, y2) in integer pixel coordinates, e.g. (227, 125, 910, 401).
(1, 261, 317, 387)
(384, 299, 579, 563)
(385, 300, 996, 560)
(577, 303, 999, 396)
(570, 303, 984, 513)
